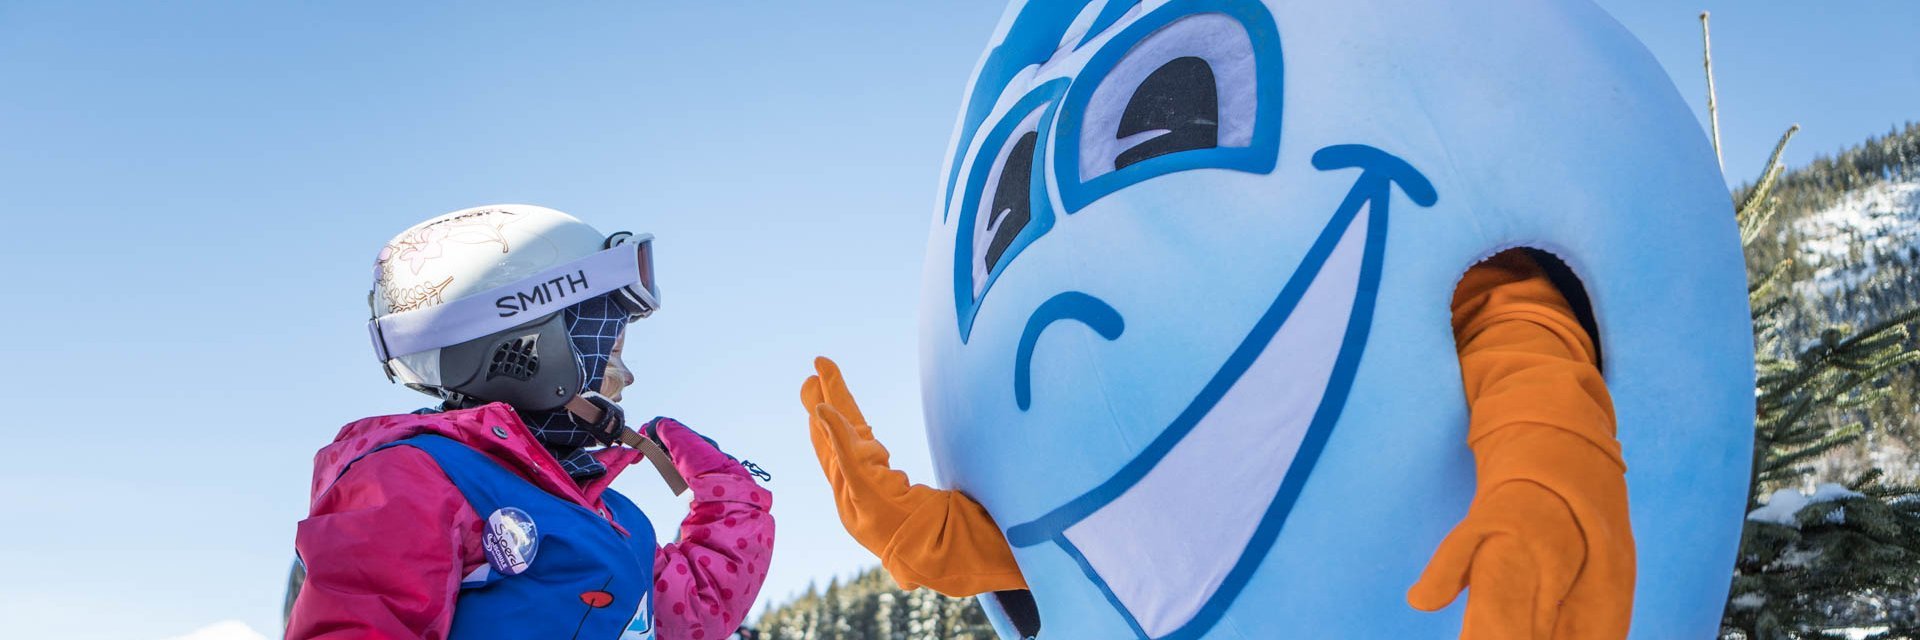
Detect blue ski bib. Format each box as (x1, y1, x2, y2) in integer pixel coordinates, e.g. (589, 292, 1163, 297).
(371, 435, 658, 640)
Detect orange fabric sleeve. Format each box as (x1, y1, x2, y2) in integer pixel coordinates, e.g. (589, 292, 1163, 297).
(1449, 251, 1620, 458)
(1410, 250, 1635, 639)
(803, 358, 1028, 597)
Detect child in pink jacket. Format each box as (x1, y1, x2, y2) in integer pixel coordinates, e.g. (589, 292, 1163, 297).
(287, 205, 774, 640)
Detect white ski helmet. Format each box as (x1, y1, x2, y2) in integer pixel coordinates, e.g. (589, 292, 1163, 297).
(366, 204, 659, 411)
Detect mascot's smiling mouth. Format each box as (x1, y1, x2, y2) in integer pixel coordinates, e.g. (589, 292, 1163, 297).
(1003, 145, 1434, 640)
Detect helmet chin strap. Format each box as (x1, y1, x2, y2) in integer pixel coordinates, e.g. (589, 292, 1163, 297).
(565, 393, 688, 495)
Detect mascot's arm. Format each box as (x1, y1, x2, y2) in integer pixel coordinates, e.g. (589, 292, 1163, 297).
(802, 357, 1029, 597)
(1408, 250, 1635, 639)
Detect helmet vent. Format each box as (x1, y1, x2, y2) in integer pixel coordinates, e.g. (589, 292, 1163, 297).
(487, 334, 541, 381)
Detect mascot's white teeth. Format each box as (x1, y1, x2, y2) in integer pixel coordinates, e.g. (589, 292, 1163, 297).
(1053, 205, 1369, 638)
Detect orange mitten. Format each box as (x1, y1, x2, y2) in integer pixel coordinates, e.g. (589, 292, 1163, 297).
(801, 357, 1028, 596)
(1407, 252, 1636, 639)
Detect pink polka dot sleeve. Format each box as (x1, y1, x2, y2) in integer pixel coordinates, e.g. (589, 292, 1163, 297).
(648, 418, 775, 640)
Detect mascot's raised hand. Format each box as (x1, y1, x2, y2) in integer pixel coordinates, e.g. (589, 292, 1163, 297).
(802, 357, 1027, 596)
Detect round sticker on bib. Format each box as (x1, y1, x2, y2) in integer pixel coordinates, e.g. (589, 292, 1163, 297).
(483, 507, 539, 576)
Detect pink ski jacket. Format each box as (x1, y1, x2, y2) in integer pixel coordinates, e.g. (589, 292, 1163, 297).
(287, 403, 774, 640)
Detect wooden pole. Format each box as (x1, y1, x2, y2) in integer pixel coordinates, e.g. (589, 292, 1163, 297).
(1702, 11, 1725, 173)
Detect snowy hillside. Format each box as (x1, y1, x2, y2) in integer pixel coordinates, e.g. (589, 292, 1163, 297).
(1792, 177, 1920, 297)
(1789, 176, 1912, 295)
(1748, 122, 1920, 487)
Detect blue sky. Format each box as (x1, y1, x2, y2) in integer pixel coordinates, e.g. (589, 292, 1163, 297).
(0, 2, 1912, 638)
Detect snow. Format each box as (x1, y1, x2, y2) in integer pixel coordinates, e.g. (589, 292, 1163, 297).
(1789, 177, 1920, 296)
(1824, 627, 1891, 640)
(1747, 483, 1865, 527)
(1808, 483, 1867, 502)
(161, 621, 266, 640)
(1731, 592, 1768, 610)
(1776, 547, 1825, 570)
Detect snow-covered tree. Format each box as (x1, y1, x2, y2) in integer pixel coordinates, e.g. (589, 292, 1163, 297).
(1720, 124, 1920, 639)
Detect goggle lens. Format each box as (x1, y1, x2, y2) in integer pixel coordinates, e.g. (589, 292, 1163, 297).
(606, 232, 659, 322)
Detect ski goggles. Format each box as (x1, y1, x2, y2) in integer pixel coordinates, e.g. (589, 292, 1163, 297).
(603, 231, 660, 322)
(369, 232, 659, 363)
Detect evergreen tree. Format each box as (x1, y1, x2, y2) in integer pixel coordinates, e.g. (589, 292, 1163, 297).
(1720, 126, 1920, 639)
(751, 566, 995, 640)
(1695, 14, 1920, 636)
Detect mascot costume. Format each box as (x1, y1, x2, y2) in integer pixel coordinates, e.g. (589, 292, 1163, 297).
(803, 0, 1753, 637)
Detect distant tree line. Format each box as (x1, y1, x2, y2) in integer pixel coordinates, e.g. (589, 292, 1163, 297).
(742, 566, 995, 640)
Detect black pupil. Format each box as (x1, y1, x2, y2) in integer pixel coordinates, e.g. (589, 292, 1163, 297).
(985, 130, 1038, 273)
(1116, 56, 1219, 170)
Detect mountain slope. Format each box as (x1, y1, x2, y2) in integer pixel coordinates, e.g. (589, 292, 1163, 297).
(1747, 121, 1920, 482)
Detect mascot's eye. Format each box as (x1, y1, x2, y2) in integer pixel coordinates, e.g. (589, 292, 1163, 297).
(984, 131, 1040, 274)
(1053, 7, 1280, 212)
(951, 80, 1068, 340)
(1078, 13, 1256, 182)
(1114, 56, 1219, 170)
(963, 99, 1057, 301)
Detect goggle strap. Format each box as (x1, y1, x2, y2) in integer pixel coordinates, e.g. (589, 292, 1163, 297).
(370, 242, 646, 361)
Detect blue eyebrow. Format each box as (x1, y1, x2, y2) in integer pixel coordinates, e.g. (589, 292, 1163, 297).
(1077, 0, 1142, 50)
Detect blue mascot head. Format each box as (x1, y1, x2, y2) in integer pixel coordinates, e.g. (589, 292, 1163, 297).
(916, 0, 1754, 637)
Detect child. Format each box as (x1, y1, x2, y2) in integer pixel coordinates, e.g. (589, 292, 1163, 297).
(288, 205, 774, 640)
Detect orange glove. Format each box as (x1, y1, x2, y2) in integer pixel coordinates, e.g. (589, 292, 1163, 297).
(801, 357, 1029, 596)
(1408, 251, 1636, 639)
